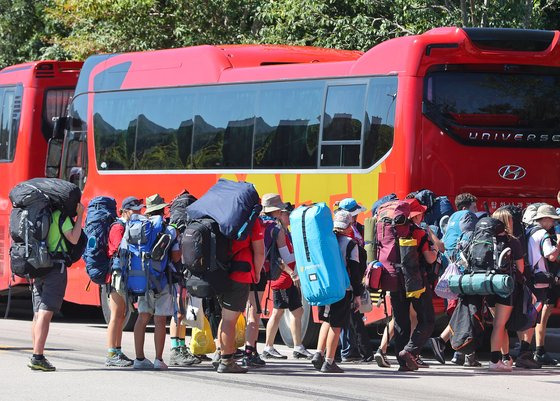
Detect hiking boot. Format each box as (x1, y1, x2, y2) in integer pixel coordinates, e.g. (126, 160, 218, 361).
(151, 233, 171, 261)
(241, 353, 266, 368)
(428, 337, 446, 365)
(341, 354, 362, 363)
(154, 358, 168, 370)
(211, 351, 221, 370)
(515, 351, 541, 369)
(489, 360, 512, 372)
(464, 353, 482, 367)
(217, 360, 248, 374)
(181, 346, 201, 365)
(28, 356, 56, 372)
(169, 347, 194, 366)
(320, 361, 344, 373)
(116, 351, 133, 362)
(262, 348, 287, 359)
(311, 352, 325, 371)
(133, 358, 154, 370)
(534, 352, 558, 366)
(106, 353, 133, 367)
(293, 348, 314, 359)
(415, 355, 429, 368)
(374, 349, 391, 368)
(451, 351, 465, 366)
(398, 350, 419, 371)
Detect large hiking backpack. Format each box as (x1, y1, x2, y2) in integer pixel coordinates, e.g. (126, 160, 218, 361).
(290, 203, 350, 306)
(83, 196, 118, 285)
(371, 193, 398, 216)
(187, 179, 261, 240)
(121, 214, 170, 295)
(261, 217, 282, 281)
(181, 218, 232, 298)
(449, 295, 485, 354)
(466, 217, 512, 274)
(525, 225, 558, 287)
(443, 210, 476, 259)
(375, 200, 412, 292)
(425, 196, 454, 234)
(169, 190, 197, 233)
(10, 178, 81, 218)
(365, 194, 398, 264)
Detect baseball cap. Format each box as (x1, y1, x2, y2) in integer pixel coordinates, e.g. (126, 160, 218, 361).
(333, 210, 353, 230)
(121, 196, 144, 211)
(338, 198, 367, 216)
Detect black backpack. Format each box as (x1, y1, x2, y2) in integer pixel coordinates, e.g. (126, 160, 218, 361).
(466, 217, 512, 274)
(169, 190, 197, 233)
(181, 218, 232, 297)
(449, 295, 485, 354)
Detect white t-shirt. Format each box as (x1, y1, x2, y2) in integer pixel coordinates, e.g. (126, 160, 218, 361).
(337, 235, 359, 267)
(528, 227, 556, 288)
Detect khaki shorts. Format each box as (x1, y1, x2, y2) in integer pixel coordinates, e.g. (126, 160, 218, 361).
(137, 285, 174, 316)
(110, 270, 127, 298)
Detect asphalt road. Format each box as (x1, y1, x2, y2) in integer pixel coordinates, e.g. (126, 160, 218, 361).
(1, 311, 559, 401)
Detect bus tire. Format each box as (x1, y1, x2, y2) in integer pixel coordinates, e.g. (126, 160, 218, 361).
(278, 297, 320, 349)
(100, 285, 137, 332)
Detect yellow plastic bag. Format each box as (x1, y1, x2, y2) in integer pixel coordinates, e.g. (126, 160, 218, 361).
(235, 314, 246, 348)
(190, 316, 216, 355)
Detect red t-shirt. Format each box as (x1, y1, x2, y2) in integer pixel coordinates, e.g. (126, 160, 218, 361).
(107, 221, 125, 258)
(229, 219, 264, 284)
(412, 227, 430, 253)
(271, 233, 295, 290)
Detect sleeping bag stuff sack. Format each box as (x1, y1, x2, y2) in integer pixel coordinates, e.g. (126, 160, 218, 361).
(290, 203, 350, 306)
(448, 273, 514, 298)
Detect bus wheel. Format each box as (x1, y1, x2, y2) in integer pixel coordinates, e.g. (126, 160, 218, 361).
(100, 285, 137, 332)
(278, 297, 320, 349)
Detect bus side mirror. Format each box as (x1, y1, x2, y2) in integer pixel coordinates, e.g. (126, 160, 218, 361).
(52, 116, 68, 140)
(45, 138, 63, 178)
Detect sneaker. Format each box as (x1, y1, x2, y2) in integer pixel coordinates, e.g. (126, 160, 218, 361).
(217, 360, 248, 374)
(151, 233, 171, 261)
(169, 347, 194, 366)
(489, 360, 512, 372)
(106, 353, 133, 367)
(234, 348, 245, 360)
(181, 346, 201, 365)
(361, 354, 374, 363)
(154, 358, 168, 370)
(398, 365, 414, 372)
(28, 356, 56, 372)
(241, 353, 266, 368)
(415, 355, 429, 368)
(534, 352, 559, 366)
(133, 358, 154, 370)
(374, 349, 391, 368)
(398, 350, 419, 371)
(341, 355, 362, 363)
(320, 361, 344, 373)
(502, 356, 513, 369)
(194, 354, 212, 362)
(515, 351, 541, 369)
(311, 352, 325, 371)
(428, 337, 446, 365)
(464, 352, 482, 367)
(211, 351, 221, 370)
(262, 348, 287, 359)
(451, 351, 465, 366)
(293, 348, 314, 359)
(116, 351, 133, 362)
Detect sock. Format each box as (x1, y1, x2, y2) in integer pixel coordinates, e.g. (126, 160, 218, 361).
(221, 353, 234, 363)
(108, 347, 118, 356)
(264, 345, 274, 352)
(502, 353, 511, 361)
(325, 357, 334, 364)
(115, 347, 123, 355)
(179, 338, 186, 347)
(32, 354, 44, 360)
(136, 357, 145, 361)
(170, 337, 179, 349)
(294, 344, 305, 352)
(520, 341, 531, 353)
(536, 346, 545, 356)
(490, 351, 501, 364)
(319, 350, 325, 356)
(245, 345, 255, 356)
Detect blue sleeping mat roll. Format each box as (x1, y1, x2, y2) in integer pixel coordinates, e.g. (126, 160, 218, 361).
(290, 203, 349, 306)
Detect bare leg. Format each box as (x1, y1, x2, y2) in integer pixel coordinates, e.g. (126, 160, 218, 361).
(410, 304, 418, 333)
(107, 292, 126, 349)
(326, 327, 342, 360)
(265, 308, 285, 348)
(220, 308, 241, 355)
(380, 318, 394, 353)
(154, 315, 167, 360)
(535, 304, 553, 347)
(245, 292, 261, 349)
(134, 312, 151, 359)
(440, 324, 452, 342)
(490, 304, 513, 353)
(33, 310, 54, 355)
(291, 307, 304, 346)
(316, 322, 330, 354)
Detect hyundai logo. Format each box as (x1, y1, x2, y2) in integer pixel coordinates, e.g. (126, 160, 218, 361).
(498, 165, 526, 180)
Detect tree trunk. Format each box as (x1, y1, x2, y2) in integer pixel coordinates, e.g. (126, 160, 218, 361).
(460, 0, 468, 27)
(523, 0, 533, 29)
(469, 0, 478, 27)
(481, 0, 488, 27)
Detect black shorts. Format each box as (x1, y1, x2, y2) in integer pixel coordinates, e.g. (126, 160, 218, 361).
(487, 294, 514, 307)
(32, 266, 67, 314)
(273, 285, 303, 311)
(318, 291, 351, 328)
(533, 286, 560, 306)
(250, 270, 268, 292)
(218, 281, 250, 312)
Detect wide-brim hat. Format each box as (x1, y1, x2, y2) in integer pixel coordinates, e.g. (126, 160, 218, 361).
(404, 198, 427, 218)
(338, 197, 367, 216)
(145, 193, 168, 214)
(262, 193, 289, 213)
(534, 204, 560, 221)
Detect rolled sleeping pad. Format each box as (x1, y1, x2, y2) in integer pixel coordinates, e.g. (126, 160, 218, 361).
(448, 273, 514, 298)
(364, 217, 375, 263)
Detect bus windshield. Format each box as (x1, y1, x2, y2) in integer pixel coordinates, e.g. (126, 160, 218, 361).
(424, 66, 560, 147)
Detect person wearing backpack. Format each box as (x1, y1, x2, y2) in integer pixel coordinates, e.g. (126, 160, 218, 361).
(105, 196, 143, 367)
(259, 194, 313, 360)
(391, 199, 437, 372)
(527, 204, 560, 366)
(486, 208, 525, 372)
(132, 194, 180, 371)
(29, 202, 85, 372)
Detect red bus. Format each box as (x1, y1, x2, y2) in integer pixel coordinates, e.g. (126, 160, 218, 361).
(10, 27, 560, 344)
(0, 61, 82, 299)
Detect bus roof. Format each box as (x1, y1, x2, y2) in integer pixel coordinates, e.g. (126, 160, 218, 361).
(0, 60, 83, 87)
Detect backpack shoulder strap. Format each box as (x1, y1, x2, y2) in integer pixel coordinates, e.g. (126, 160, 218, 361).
(346, 238, 357, 264)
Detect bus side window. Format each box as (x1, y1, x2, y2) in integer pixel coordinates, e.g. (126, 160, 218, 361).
(0, 88, 19, 162)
